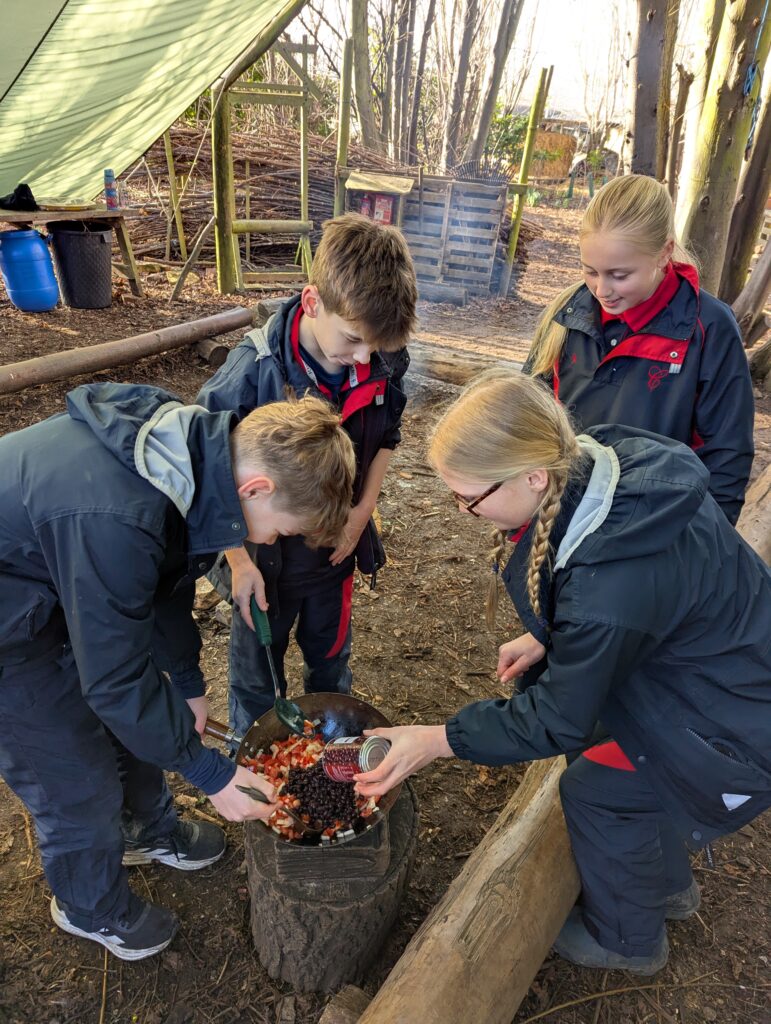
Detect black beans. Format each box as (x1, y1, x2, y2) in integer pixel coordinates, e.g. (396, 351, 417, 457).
(286, 762, 358, 830)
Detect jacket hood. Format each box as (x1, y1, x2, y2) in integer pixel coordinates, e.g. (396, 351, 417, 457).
(66, 383, 247, 554)
(555, 423, 710, 568)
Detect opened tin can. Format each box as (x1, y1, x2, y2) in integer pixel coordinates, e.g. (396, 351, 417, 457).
(321, 735, 391, 782)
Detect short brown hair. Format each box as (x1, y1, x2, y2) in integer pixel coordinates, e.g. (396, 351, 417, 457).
(310, 213, 417, 350)
(231, 394, 355, 547)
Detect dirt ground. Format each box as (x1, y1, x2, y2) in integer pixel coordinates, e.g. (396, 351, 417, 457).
(0, 205, 769, 1024)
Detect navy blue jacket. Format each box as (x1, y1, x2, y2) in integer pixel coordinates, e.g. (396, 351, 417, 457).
(446, 425, 771, 846)
(529, 264, 754, 526)
(196, 295, 408, 595)
(0, 383, 242, 795)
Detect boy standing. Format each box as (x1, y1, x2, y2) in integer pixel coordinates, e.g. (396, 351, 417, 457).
(0, 385, 354, 959)
(197, 213, 417, 734)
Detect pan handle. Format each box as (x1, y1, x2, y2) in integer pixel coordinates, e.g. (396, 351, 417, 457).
(204, 717, 241, 746)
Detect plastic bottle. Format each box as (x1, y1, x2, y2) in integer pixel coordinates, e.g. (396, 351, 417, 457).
(104, 169, 118, 210)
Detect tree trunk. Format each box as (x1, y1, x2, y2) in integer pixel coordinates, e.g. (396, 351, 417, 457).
(406, 0, 437, 162)
(655, 0, 682, 181)
(666, 63, 694, 198)
(676, 0, 726, 228)
(442, 0, 479, 169)
(351, 0, 384, 153)
(733, 238, 771, 342)
(390, 0, 409, 159)
(399, 0, 417, 162)
(623, 0, 680, 176)
(462, 0, 526, 163)
(719, 70, 771, 303)
(678, 0, 771, 291)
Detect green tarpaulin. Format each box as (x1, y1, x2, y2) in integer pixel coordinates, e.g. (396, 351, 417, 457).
(0, 0, 304, 200)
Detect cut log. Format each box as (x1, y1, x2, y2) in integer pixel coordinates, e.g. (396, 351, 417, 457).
(408, 340, 522, 387)
(245, 783, 419, 993)
(0, 307, 254, 395)
(355, 758, 579, 1024)
(319, 986, 373, 1024)
(195, 337, 230, 367)
(737, 464, 771, 565)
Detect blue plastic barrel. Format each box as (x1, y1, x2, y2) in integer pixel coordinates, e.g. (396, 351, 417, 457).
(0, 229, 60, 312)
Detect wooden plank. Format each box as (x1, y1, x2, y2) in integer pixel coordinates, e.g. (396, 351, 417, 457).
(443, 254, 496, 270)
(416, 282, 468, 305)
(0, 208, 121, 225)
(443, 241, 497, 258)
(273, 39, 325, 101)
(243, 271, 308, 282)
(229, 90, 305, 107)
(445, 224, 500, 242)
(232, 219, 313, 235)
(230, 81, 305, 95)
(112, 216, 144, 297)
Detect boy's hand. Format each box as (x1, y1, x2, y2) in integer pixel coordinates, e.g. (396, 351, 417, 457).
(208, 765, 279, 822)
(186, 695, 209, 736)
(353, 725, 454, 799)
(497, 632, 546, 684)
(329, 505, 371, 565)
(227, 546, 267, 628)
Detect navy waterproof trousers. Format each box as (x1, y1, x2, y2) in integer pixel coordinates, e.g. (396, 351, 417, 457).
(560, 750, 694, 957)
(0, 642, 177, 927)
(228, 574, 354, 736)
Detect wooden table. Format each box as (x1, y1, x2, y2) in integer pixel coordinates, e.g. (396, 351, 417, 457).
(0, 207, 144, 297)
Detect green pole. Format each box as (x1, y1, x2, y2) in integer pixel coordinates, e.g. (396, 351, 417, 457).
(498, 66, 552, 296)
(299, 35, 312, 275)
(212, 85, 238, 294)
(334, 37, 354, 217)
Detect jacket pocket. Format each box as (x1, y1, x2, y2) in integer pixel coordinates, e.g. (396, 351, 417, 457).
(669, 728, 771, 831)
(355, 517, 386, 578)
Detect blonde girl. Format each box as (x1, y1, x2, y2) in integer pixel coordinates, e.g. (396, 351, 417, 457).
(355, 371, 771, 976)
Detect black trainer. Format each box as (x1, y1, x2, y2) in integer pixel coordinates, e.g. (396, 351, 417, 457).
(51, 893, 178, 961)
(123, 818, 226, 871)
(553, 907, 669, 975)
(665, 878, 701, 920)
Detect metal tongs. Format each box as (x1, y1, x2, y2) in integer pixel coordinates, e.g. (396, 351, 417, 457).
(236, 783, 322, 838)
(249, 596, 306, 736)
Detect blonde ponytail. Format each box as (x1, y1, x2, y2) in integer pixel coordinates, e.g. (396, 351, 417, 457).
(528, 282, 584, 377)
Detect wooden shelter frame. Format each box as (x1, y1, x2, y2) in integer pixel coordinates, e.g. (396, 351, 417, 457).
(212, 35, 316, 294)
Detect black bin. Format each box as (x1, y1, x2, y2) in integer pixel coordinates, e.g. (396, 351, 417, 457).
(49, 220, 113, 309)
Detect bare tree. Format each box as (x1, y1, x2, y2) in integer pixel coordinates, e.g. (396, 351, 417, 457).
(351, 0, 384, 152)
(442, 0, 480, 168)
(581, 5, 625, 158)
(406, 0, 437, 161)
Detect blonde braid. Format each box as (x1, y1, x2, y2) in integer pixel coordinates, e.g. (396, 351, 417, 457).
(486, 528, 508, 629)
(526, 476, 567, 621)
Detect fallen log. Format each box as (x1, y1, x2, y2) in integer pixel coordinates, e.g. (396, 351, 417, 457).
(0, 307, 254, 395)
(408, 341, 522, 387)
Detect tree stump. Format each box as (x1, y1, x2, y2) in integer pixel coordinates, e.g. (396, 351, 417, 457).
(245, 783, 419, 992)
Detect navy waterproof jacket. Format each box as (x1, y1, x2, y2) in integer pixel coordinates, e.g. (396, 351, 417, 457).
(528, 264, 754, 526)
(0, 383, 243, 795)
(446, 425, 771, 846)
(196, 295, 409, 595)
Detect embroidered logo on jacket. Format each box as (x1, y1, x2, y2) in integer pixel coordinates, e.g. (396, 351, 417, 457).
(647, 365, 667, 391)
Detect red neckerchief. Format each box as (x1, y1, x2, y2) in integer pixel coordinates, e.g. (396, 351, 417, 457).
(599, 261, 694, 331)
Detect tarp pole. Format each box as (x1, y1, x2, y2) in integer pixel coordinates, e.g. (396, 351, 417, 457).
(212, 85, 238, 294)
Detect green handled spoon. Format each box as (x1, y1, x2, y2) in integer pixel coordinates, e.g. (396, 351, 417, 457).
(249, 596, 306, 735)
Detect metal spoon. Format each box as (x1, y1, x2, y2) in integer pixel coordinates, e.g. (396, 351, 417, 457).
(236, 784, 322, 837)
(249, 596, 306, 736)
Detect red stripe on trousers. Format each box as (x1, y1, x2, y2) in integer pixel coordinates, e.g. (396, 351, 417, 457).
(326, 573, 354, 658)
(582, 740, 636, 771)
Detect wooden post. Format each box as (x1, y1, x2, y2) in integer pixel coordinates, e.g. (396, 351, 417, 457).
(498, 66, 551, 296)
(334, 37, 354, 217)
(299, 35, 312, 275)
(212, 85, 238, 295)
(244, 157, 251, 264)
(163, 130, 188, 261)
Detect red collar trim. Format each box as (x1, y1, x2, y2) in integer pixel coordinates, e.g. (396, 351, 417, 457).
(599, 262, 696, 332)
(508, 521, 531, 543)
(290, 306, 372, 396)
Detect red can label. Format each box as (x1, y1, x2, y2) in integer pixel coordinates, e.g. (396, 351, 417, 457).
(321, 736, 390, 782)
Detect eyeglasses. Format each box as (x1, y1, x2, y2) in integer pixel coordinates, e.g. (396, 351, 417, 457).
(451, 480, 504, 517)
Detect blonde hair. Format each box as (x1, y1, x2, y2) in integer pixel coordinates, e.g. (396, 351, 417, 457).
(310, 213, 418, 350)
(528, 174, 696, 377)
(231, 394, 355, 547)
(429, 372, 582, 627)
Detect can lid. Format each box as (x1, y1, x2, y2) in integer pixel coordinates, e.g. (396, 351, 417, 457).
(360, 736, 391, 772)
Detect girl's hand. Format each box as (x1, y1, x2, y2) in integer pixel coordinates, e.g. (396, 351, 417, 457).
(497, 632, 546, 684)
(208, 765, 279, 822)
(330, 505, 371, 565)
(185, 695, 209, 736)
(353, 725, 454, 798)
